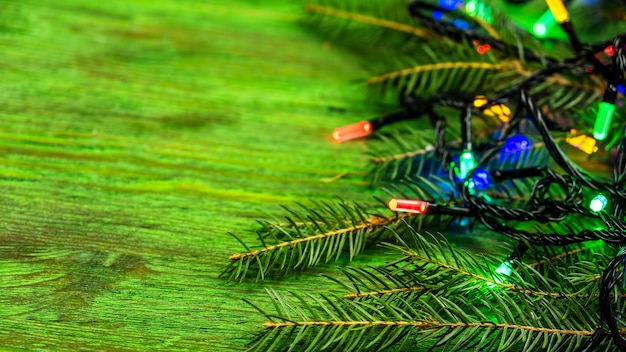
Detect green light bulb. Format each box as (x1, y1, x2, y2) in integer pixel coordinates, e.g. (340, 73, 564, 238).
(593, 102, 615, 141)
(459, 151, 475, 180)
(533, 23, 547, 37)
(532, 10, 556, 38)
(465, 0, 478, 15)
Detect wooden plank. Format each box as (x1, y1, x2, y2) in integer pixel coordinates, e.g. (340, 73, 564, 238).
(0, 0, 387, 350)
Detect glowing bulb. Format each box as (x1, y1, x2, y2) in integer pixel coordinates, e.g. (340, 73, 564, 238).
(593, 102, 615, 141)
(533, 23, 547, 37)
(495, 261, 513, 276)
(452, 18, 469, 29)
(488, 104, 511, 122)
(473, 167, 491, 189)
(473, 96, 511, 122)
(590, 194, 607, 212)
(459, 151, 475, 180)
(465, 0, 478, 15)
(566, 134, 597, 154)
(502, 135, 531, 154)
(473, 96, 488, 108)
(388, 199, 428, 214)
(487, 261, 514, 287)
(440, 0, 462, 10)
(532, 10, 556, 38)
(490, 261, 513, 286)
(463, 0, 492, 23)
(546, 0, 569, 23)
(332, 121, 373, 142)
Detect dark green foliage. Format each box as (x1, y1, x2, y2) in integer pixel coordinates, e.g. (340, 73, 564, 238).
(245, 231, 623, 351)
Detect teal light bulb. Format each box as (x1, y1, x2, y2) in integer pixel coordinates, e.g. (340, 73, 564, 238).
(459, 151, 475, 180)
(590, 194, 607, 212)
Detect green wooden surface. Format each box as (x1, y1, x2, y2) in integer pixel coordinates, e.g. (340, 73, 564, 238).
(0, 0, 392, 350)
(1, 0, 613, 350)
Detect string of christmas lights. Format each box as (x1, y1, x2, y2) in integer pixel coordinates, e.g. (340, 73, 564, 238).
(331, 0, 626, 349)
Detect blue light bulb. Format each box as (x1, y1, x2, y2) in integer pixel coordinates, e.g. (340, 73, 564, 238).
(502, 135, 531, 154)
(439, 0, 463, 10)
(452, 19, 469, 29)
(473, 167, 491, 189)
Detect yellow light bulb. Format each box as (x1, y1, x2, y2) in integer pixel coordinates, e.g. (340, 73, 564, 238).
(546, 0, 569, 23)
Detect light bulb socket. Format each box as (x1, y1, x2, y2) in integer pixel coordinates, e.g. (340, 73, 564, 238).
(603, 84, 618, 104)
(432, 204, 473, 216)
(370, 111, 413, 129)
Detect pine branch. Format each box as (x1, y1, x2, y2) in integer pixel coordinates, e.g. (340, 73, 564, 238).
(224, 221, 395, 281)
(377, 227, 604, 299)
(304, 4, 432, 39)
(223, 200, 431, 281)
(247, 288, 618, 351)
(366, 61, 512, 86)
(341, 262, 609, 301)
(229, 217, 390, 261)
(366, 49, 508, 98)
(261, 320, 604, 337)
(303, 0, 440, 58)
(526, 247, 585, 268)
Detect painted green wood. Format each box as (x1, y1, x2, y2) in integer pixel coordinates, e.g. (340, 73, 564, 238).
(0, 0, 390, 350)
(0, 0, 614, 350)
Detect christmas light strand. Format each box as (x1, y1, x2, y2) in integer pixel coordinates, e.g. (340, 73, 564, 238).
(329, 2, 626, 349)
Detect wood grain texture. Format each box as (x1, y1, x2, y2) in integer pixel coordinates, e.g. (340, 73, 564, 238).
(0, 0, 389, 350)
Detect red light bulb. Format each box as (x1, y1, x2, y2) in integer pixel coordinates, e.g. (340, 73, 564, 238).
(388, 199, 428, 214)
(332, 121, 373, 142)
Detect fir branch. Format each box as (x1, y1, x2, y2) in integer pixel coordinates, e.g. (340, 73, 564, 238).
(344, 285, 428, 300)
(261, 320, 605, 337)
(223, 200, 415, 281)
(341, 265, 603, 301)
(229, 216, 393, 261)
(526, 247, 584, 268)
(248, 289, 616, 351)
(369, 145, 432, 165)
(375, 227, 600, 299)
(366, 61, 512, 86)
(304, 4, 432, 39)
